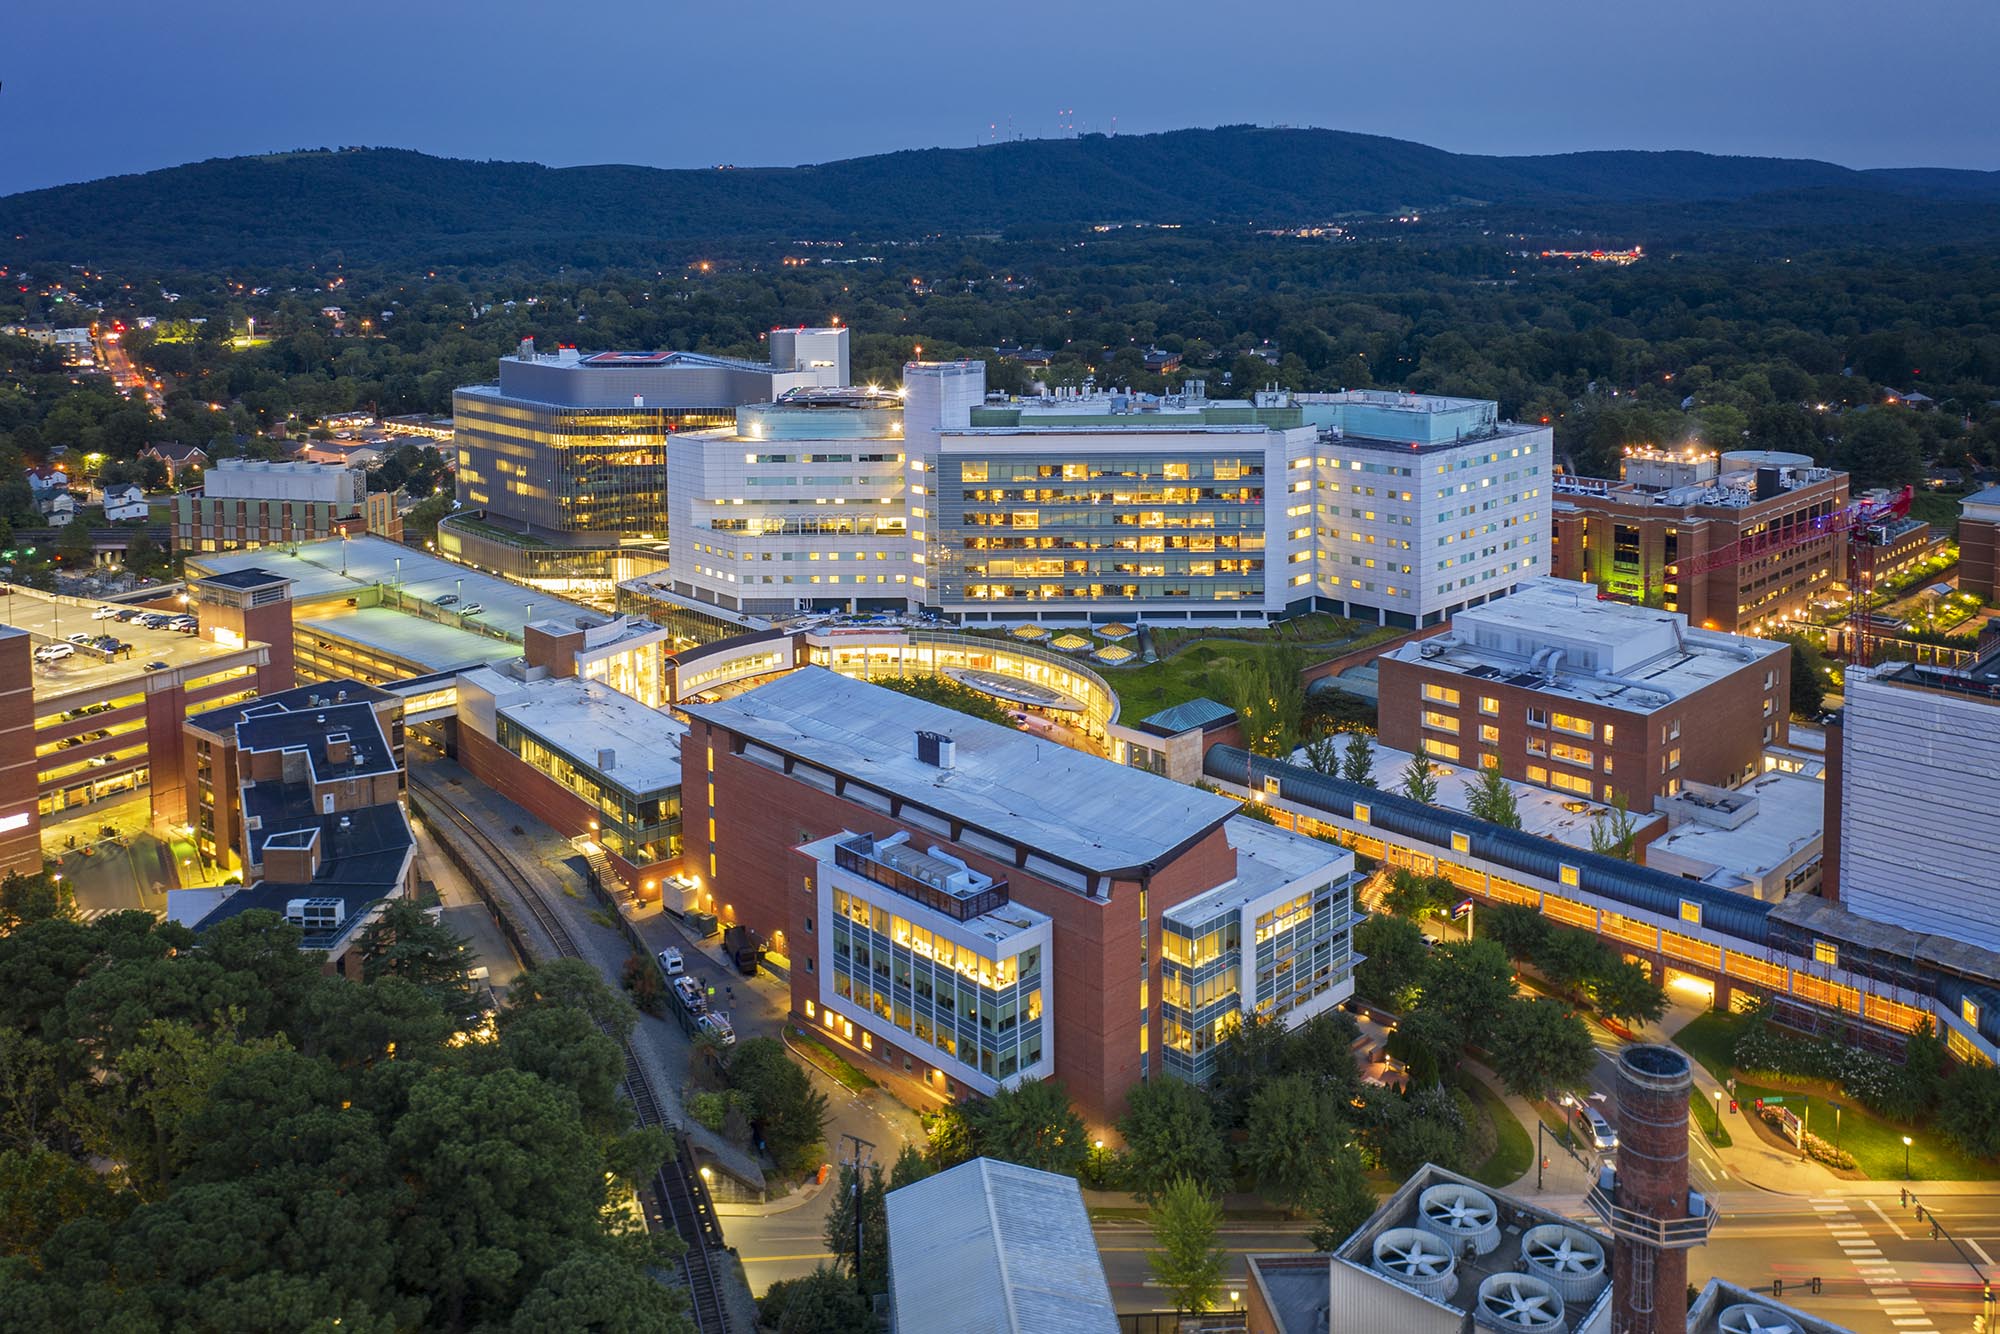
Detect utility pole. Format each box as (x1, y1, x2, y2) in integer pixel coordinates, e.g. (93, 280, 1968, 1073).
(844, 1136, 876, 1296)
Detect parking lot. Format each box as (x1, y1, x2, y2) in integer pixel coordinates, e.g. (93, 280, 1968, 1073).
(2, 587, 251, 699)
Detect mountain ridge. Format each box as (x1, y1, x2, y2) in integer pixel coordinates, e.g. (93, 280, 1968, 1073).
(4, 126, 1997, 268)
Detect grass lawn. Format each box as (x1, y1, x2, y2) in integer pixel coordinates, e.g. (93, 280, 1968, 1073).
(1458, 1072, 1536, 1188)
(1104, 626, 1402, 719)
(1669, 1010, 1743, 1085)
(1908, 489, 1968, 538)
(1731, 1080, 1994, 1182)
(1690, 1089, 1732, 1148)
(1147, 613, 1371, 657)
(787, 1031, 876, 1093)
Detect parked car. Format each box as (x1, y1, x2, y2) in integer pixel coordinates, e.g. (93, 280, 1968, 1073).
(435, 593, 460, 607)
(671, 974, 706, 1015)
(657, 947, 684, 976)
(1573, 1104, 1619, 1154)
(698, 1012, 737, 1046)
(144, 659, 169, 671)
(91, 605, 119, 620)
(65, 632, 92, 645)
(139, 614, 168, 629)
(34, 643, 73, 663)
(115, 609, 144, 623)
(457, 603, 484, 617)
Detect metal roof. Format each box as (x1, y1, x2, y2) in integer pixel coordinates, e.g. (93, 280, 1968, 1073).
(685, 668, 1238, 877)
(885, 1158, 1117, 1334)
(1202, 745, 1774, 943)
(1138, 696, 1238, 736)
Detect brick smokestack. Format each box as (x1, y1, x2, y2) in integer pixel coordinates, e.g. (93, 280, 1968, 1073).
(1607, 1044, 1698, 1334)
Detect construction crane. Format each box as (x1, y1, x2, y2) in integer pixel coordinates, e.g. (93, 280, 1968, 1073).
(1664, 484, 1913, 664)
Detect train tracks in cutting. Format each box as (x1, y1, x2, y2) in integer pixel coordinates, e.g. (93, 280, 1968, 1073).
(414, 773, 733, 1333)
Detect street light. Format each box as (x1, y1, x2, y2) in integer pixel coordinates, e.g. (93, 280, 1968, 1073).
(1712, 1089, 1723, 1137)
(1904, 1134, 1914, 1179)
(1831, 1102, 1843, 1158)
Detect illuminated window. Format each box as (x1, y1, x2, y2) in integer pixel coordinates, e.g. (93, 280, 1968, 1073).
(1422, 683, 1461, 706)
(1423, 710, 1460, 734)
(1451, 831, 1471, 854)
(1479, 753, 1499, 771)
(1964, 997, 1982, 1029)
(1353, 802, 1371, 824)
(1680, 900, 1702, 926)
(1479, 696, 1499, 716)
(1813, 939, 1839, 968)
(1560, 864, 1580, 888)
(1423, 738, 1460, 762)
(1480, 724, 1500, 744)
(1551, 713, 1595, 738)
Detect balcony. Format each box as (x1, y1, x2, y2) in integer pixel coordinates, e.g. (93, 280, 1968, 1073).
(834, 835, 1010, 923)
(1585, 1173, 1716, 1250)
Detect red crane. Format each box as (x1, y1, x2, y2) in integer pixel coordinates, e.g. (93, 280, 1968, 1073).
(1664, 484, 1913, 664)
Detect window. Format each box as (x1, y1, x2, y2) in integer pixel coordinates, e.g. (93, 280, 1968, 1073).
(1527, 736, 1548, 757)
(1353, 802, 1371, 824)
(1527, 708, 1548, 728)
(1666, 748, 1682, 771)
(1422, 683, 1461, 706)
(1480, 724, 1500, 744)
(1479, 696, 1500, 716)
(1679, 900, 1702, 926)
(1551, 742, 1594, 767)
(1964, 997, 1983, 1029)
(1663, 719, 1682, 743)
(1813, 939, 1839, 968)
(1479, 753, 1500, 771)
(1603, 724, 1615, 744)
(1423, 738, 1461, 762)
(1423, 710, 1461, 734)
(1451, 831, 1471, 853)
(1550, 770, 1593, 795)
(1551, 713, 1594, 738)
(1559, 864, 1580, 888)
(1763, 697, 1775, 717)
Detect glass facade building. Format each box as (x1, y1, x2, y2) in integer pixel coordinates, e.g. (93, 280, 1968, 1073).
(930, 450, 1271, 607)
(1160, 864, 1361, 1084)
(495, 714, 681, 866)
(813, 833, 1054, 1093)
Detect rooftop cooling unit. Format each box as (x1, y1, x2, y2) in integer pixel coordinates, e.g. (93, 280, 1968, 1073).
(1520, 1224, 1608, 1304)
(1369, 1227, 1458, 1302)
(1717, 1306, 1805, 1334)
(1417, 1183, 1503, 1256)
(1475, 1273, 1569, 1334)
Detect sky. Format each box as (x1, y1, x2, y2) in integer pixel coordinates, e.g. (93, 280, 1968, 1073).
(5, 0, 1997, 195)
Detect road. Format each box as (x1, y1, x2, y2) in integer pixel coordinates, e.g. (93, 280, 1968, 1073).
(94, 332, 163, 413)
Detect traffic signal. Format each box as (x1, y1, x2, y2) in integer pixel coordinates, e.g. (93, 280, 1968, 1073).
(1772, 1279, 1784, 1297)
(1756, 1097, 1766, 1110)
(1902, 1189, 1910, 1207)
(1730, 1099, 1739, 1113)
(1934, 1222, 1942, 1241)
(1917, 1205, 1927, 1222)
(1811, 1276, 1822, 1295)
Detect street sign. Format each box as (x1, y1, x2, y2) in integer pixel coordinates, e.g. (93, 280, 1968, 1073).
(1453, 898, 1474, 918)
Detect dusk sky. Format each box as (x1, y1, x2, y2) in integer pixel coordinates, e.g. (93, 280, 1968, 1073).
(6, 0, 1997, 195)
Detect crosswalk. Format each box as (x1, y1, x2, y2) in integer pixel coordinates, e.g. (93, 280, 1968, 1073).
(1812, 1195, 1935, 1331)
(74, 906, 161, 924)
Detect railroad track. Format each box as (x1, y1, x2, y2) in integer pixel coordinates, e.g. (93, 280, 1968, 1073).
(413, 774, 733, 1333)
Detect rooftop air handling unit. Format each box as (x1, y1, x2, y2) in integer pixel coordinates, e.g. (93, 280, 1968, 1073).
(1476, 1272, 1569, 1334)
(1369, 1226, 1458, 1302)
(1717, 1305, 1805, 1334)
(1417, 1182, 1503, 1256)
(1520, 1224, 1609, 1304)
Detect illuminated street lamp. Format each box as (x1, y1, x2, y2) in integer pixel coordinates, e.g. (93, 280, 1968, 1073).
(1904, 1135, 1914, 1179)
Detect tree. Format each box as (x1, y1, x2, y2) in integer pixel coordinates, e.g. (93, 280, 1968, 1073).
(887, 1141, 932, 1192)
(822, 1162, 888, 1295)
(355, 898, 477, 1014)
(1354, 914, 1428, 1011)
(1836, 410, 1924, 489)
(1465, 766, 1522, 830)
(1482, 903, 1550, 961)
(758, 1265, 874, 1334)
(1339, 733, 1377, 789)
(1238, 1073, 1346, 1212)
(728, 1038, 830, 1174)
(974, 1078, 1087, 1176)
(1400, 754, 1441, 805)
(874, 673, 1012, 727)
(0, 871, 73, 934)
(1535, 927, 1616, 1001)
(1585, 960, 1669, 1028)
(510, 1247, 695, 1334)
(1416, 939, 1518, 1052)
(1301, 728, 1341, 776)
(55, 514, 94, 568)
(1305, 1144, 1377, 1251)
(1589, 791, 1639, 861)
(1230, 650, 1305, 759)
(1376, 1084, 1469, 1177)
(1383, 869, 1455, 923)
(923, 1104, 978, 1171)
(1780, 635, 1828, 718)
(1147, 1175, 1226, 1314)
(1939, 1064, 2000, 1161)
(1487, 999, 1596, 1098)
(1118, 1076, 1228, 1202)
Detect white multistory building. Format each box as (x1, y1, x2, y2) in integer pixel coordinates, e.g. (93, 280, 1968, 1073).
(635, 361, 1552, 627)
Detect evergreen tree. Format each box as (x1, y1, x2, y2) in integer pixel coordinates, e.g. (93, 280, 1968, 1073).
(1339, 732, 1377, 788)
(1465, 765, 1522, 829)
(1400, 754, 1440, 805)
(1148, 1175, 1227, 1314)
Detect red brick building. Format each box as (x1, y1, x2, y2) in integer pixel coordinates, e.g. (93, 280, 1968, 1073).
(1551, 449, 1848, 634)
(1378, 578, 1789, 814)
(681, 668, 1356, 1134)
(1961, 486, 2000, 601)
